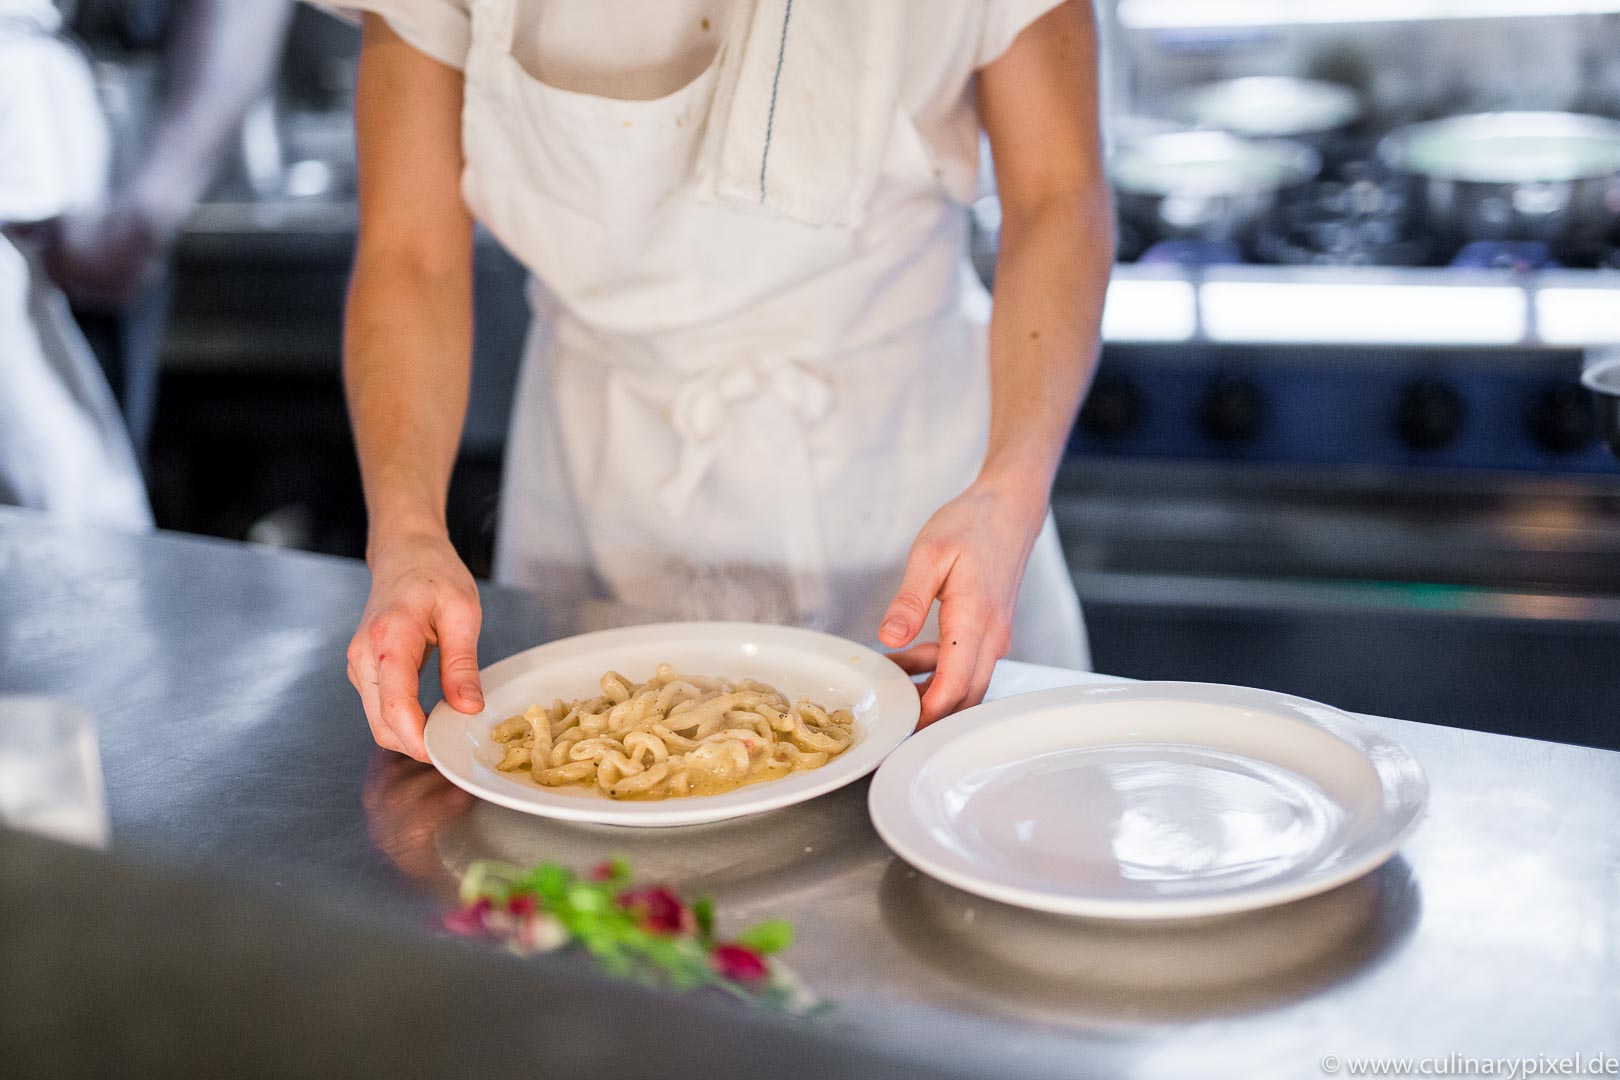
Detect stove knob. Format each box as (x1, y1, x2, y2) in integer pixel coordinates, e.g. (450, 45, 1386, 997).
(1199, 375, 1265, 447)
(1079, 372, 1144, 441)
(1527, 382, 1598, 454)
(1394, 378, 1466, 452)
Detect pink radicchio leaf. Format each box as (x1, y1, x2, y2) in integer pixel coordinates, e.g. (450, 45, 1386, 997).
(443, 896, 493, 937)
(619, 886, 694, 935)
(712, 943, 769, 983)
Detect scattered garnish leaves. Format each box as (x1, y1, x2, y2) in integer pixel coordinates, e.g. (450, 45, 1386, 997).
(445, 859, 822, 1016)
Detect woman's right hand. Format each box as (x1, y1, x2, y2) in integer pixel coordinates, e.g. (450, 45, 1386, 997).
(347, 530, 485, 761)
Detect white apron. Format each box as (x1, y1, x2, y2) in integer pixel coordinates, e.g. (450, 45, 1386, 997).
(467, 0, 1087, 667)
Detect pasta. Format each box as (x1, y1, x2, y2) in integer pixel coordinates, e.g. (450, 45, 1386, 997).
(490, 664, 856, 800)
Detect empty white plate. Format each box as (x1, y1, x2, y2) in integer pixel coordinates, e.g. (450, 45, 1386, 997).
(424, 622, 920, 827)
(868, 682, 1427, 919)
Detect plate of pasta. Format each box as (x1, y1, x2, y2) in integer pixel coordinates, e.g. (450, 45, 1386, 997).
(423, 622, 921, 826)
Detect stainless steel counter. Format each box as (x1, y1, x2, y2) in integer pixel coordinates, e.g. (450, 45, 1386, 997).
(3, 507, 1618, 1078)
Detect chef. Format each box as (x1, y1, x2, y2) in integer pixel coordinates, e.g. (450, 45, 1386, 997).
(0, 0, 150, 527)
(339, 0, 1114, 760)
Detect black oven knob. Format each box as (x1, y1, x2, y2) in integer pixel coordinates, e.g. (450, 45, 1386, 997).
(1079, 372, 1144, 440)
(1527, 382, 1598, 454)
(1199, 375, 1264, 446)
(1395, 378, 1465, 452)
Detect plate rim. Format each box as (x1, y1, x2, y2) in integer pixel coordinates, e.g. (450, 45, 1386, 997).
(867, 680, 1428, 920)
(424, 621, 921, 827)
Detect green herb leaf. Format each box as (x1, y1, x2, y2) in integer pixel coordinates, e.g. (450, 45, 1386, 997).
(519, 862, 573, 903)
(567, 883, 610, 913)
(692, 896, 716, 944)
(460, 860, 526, 905)
(737, 920, 794, 955)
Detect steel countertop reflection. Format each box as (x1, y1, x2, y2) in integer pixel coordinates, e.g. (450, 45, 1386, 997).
(1, 506, 1617, 1079)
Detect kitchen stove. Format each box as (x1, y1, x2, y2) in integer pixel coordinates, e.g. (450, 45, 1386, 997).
(1053, 5, 1620, 720)
(1076, 146, 1620, 476)
(1058, 147, 1620, 630)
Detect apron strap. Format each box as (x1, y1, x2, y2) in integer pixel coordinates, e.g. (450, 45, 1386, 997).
(469, 0, 516, 54)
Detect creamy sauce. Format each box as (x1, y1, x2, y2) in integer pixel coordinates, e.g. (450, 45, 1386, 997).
(499, 755, 803, 800)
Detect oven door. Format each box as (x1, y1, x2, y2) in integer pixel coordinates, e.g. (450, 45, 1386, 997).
(1057, 460, 1620, 751)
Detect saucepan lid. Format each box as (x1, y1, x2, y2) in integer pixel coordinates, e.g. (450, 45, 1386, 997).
(1186, 76, 1361, 139)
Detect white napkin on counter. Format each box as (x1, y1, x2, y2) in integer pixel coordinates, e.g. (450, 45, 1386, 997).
(697, 0, 905, 230)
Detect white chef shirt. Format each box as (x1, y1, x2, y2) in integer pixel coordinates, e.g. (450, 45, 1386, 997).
(0, 3, 107, 222)
(330, 0, 1067, 206)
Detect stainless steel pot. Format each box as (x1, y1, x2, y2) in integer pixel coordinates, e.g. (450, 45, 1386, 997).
(1581, 348, 1620, 459)
(1185, 77, 1362, 141)
(1109, 130, 1321, 245)
(1379, 112, 1620, 250)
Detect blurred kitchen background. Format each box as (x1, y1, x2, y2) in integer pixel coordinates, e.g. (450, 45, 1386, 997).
(73, 2, 1620, 745)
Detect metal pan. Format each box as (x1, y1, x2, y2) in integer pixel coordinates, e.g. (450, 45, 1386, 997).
(1109, 130, 1322, 245)
(1581, 348, 1620, 459)
(1379, 112, 1620, 251)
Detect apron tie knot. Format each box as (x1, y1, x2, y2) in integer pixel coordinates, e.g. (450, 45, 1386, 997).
(660, 354, 832, 519)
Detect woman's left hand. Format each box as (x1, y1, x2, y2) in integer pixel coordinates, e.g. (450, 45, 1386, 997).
(879, 477, 1048, 726)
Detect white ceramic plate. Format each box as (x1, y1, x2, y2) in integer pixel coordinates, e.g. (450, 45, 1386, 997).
(868, 682, 1427, 919)
(424, 622, 920, 827)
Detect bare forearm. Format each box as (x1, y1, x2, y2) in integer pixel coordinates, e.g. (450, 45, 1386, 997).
(344, 257, 474, 554)
(129, 0, 297, 234)
(978, 194, 1113, 505)
(343, 14, 485, 758)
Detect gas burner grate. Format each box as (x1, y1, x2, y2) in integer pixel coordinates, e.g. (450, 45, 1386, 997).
(1254, 173, 1431, 267)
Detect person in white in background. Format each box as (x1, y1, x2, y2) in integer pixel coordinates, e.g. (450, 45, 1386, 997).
(338, 0, 1114, 759)
(0, 0, 149, 527)
(0, 0, 294, 527)
(45, 0, 297, 450)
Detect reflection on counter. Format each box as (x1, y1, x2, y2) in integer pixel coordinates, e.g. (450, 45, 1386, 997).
(878, 855, 1420, 1026)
